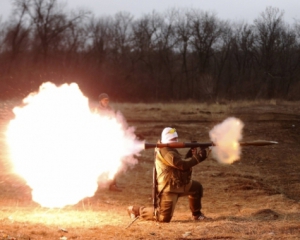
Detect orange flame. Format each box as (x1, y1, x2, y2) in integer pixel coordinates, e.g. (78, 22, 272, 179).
(6, 82, 144, 208)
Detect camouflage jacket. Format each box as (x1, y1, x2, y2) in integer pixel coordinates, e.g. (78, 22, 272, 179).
(155, 146, 199, 193)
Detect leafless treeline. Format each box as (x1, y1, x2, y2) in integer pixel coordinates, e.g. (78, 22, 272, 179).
(1, 0, 300, 101)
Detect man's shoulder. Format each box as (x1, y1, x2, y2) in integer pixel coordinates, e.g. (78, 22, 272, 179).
(161, 147, 180, 156)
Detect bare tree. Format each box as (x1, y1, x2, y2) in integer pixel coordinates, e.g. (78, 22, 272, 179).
(56, 12, 89, 77)
(16, 0, 87, 64)
(130, 12, 161, 100)
(173, 9, 193, 98)
(231, 23, 256, 98)
(275, 25, 300, 98)
(213, 20, 233, 99)
(86, 16, 112, 65)
(189, 10, 223, 99)
(131, 16, 155, 53)
(232, 23, 255, 77)
(0, 2, 32, 98)
(152, 9, 179, 100)
(81, 15, 114, 95)
(253, 6, 285, 98)
(109, 12, 133, 60)
(0, 21, 5, 53)
(4, 2, 30, 60)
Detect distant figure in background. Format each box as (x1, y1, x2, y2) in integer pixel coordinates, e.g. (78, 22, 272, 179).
(97, 93, 122, 192)
(98, 93, 112, 115)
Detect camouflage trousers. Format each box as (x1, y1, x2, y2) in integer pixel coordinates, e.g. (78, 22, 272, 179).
(140, 180, 203, 222)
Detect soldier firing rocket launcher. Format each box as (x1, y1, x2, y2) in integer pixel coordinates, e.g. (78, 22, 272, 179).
(145, 139, 278, 216)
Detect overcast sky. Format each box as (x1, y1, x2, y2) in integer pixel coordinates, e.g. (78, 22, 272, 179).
(1, 0, 299, 24)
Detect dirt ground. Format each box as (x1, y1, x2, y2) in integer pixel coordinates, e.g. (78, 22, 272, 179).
(0, 100, 300, 239)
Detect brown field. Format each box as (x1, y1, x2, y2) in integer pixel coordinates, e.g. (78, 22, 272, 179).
(0, 100, 300, 239)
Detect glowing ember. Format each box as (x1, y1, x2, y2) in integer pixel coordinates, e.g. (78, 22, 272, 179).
(6, 82, 144, 208)
(209, 117, 244, 164)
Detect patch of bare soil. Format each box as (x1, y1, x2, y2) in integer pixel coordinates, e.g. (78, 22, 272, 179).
(0, 101, 300, 239)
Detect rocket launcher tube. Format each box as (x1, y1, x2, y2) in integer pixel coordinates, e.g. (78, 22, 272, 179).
(144, 140, 278, 149)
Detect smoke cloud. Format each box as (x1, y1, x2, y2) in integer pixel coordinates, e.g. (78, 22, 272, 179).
(209, 117, 244, 164)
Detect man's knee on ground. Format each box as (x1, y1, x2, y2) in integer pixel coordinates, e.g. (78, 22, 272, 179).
(158, 214, 172, 222)
(158, 200, 174, 222)
(139, 206, 173, 222)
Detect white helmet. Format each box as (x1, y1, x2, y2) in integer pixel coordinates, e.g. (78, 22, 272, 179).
(161, 127, 178, 143)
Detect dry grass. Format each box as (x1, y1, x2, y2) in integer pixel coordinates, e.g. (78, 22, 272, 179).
(0, 99, 300, 239)
(111, 99, 300, 122)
